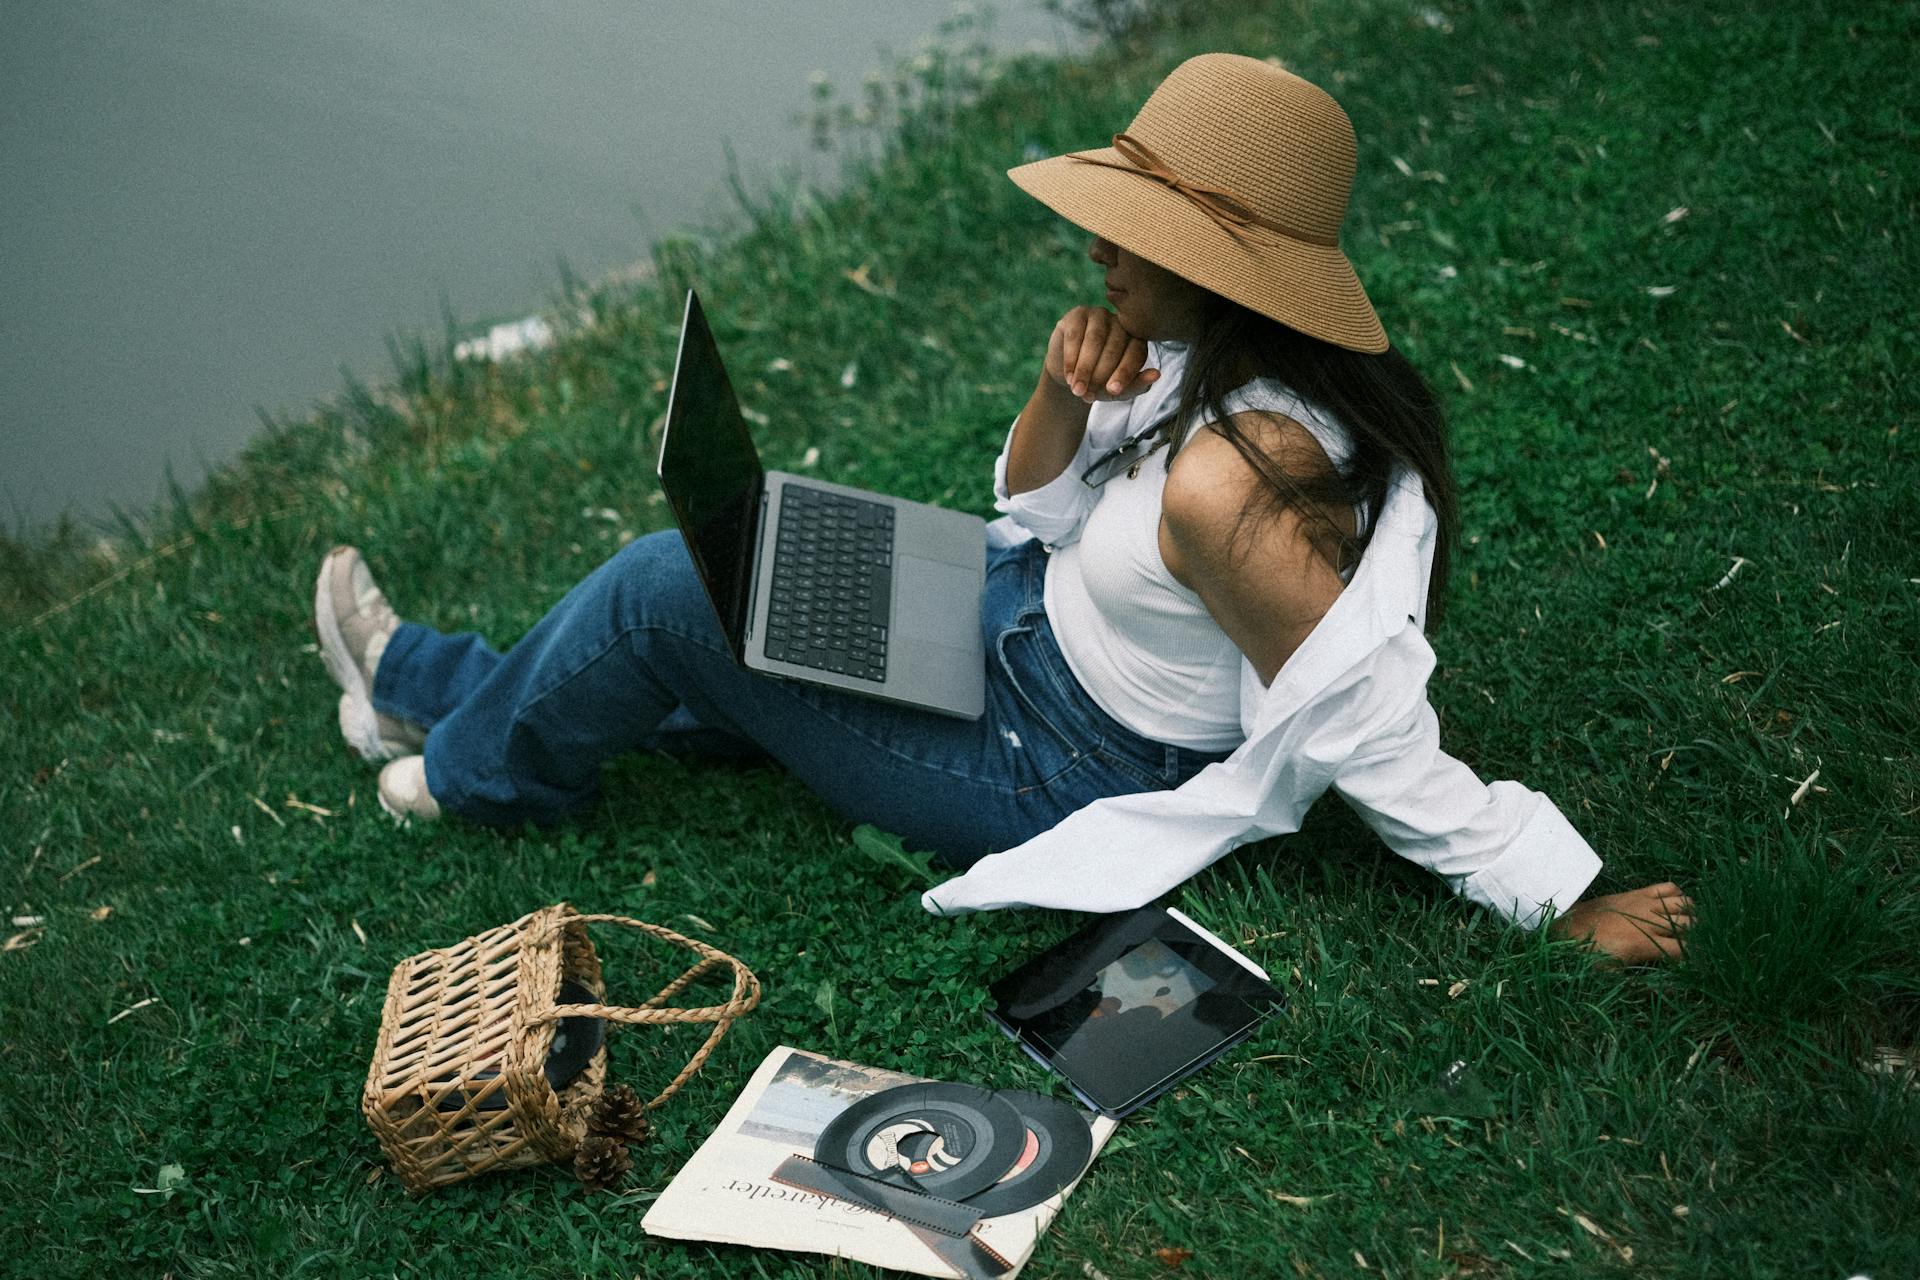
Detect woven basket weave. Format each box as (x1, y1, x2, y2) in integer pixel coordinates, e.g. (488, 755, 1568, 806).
(362, 903, 760, 1193)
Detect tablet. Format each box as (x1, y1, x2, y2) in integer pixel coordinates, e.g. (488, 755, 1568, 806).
(986, 907, 1285, 1117)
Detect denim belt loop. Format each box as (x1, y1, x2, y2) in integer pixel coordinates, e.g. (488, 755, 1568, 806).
(1020, 538, 1050, 619)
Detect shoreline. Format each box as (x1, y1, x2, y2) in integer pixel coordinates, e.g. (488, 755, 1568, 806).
(1, 2, 1064, 546)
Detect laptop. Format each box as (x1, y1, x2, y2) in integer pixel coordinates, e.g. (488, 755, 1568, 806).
(656, 289, 986, 719)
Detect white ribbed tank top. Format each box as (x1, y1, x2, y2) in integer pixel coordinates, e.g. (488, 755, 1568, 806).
(1045, 378, 1358, 750)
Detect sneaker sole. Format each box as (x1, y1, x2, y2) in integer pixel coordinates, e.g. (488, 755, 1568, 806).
(338, 694, 424, 763)
(375, 789, 414, 825)
(314, 550, 389, 763)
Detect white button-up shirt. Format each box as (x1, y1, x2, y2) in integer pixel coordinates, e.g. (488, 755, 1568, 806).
(922, 347, 1602, 926)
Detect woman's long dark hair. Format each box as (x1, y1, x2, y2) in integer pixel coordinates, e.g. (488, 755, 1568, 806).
(1164, 297, 1458, 629)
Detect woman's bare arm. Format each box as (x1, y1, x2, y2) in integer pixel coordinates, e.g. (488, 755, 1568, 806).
(1161, 414, 1692, 963)
(1158, 413, 1347, 684)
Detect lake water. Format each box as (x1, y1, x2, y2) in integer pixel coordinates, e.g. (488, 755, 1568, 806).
(0, 0, 1069, 531)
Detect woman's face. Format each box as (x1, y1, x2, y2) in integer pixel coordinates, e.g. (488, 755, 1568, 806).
(1088, 235, 1213, 342)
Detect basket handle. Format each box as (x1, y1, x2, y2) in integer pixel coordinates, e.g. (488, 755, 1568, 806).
(528, 912, 762, 1028)
(526, 910, 762, 1113)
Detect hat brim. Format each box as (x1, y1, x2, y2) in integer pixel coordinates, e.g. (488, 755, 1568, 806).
(1010, 150, 1388, 354)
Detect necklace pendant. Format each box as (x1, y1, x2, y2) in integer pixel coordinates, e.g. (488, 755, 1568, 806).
(1126, 460, 1141, 480)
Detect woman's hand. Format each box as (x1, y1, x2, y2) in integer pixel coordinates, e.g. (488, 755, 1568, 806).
(1005, 305, 1162, 494)
(1044, 305, 1160, 403)
(1548, 881, 1693, 964)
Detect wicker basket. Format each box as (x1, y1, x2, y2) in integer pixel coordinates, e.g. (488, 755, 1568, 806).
(362, 903, 761, 1193)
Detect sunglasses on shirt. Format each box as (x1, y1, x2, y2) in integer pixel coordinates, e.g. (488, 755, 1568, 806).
(1079, 414, 1176, 488)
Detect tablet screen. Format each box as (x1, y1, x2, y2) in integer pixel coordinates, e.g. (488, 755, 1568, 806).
(988, 908, 1282, 1115)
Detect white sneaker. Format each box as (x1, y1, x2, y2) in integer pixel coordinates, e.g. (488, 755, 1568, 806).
(337, 694, 427, 761)
(377, 755, 442, 824)
(314, 546, 426, 761)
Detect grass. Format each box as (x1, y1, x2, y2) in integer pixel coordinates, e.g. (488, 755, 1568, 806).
(3, 0, 1918, 1276)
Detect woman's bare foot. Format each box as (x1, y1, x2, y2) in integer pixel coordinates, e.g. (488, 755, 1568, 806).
(1548, 881, 1693, 964)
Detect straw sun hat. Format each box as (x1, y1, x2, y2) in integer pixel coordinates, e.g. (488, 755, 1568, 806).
(1009, 53, 1387, 354)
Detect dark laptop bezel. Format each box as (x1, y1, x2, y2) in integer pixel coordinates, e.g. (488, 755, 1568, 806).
(656, 289, 764, 660)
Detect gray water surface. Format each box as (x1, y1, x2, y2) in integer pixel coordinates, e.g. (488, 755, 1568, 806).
(1, 1, 1067, 530)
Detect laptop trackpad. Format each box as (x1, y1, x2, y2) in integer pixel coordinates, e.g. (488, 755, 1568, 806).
(894, 557, 979, 639)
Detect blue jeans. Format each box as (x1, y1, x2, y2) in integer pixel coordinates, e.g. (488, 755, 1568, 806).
(372, 531, 1231, 866)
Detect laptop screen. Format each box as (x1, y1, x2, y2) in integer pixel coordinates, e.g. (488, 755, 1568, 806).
(657, 290, 763, 649)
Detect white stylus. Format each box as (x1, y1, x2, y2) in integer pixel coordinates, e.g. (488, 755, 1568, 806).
(1165, 907, 1272, 982)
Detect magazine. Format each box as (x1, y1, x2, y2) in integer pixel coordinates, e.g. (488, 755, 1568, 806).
(642, 1045, 1117, 1278)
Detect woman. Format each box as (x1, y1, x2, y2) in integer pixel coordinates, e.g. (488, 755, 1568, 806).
(314, 54, 1689, 962)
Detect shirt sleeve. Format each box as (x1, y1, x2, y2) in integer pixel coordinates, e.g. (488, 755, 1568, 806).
(920, 676, 1330, 916)
(918, 764, 1269, 915)
(923, 637, 1602, 926)
(1330, 696, 1602, 929)
(991, 416, 1099, 549)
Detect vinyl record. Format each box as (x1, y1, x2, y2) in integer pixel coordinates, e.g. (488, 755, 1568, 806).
(432, 979, 605, 1112)
(961, 1090, 1095, 1217)
(541, 979, 605, 1091)
(813, 1082, 1027, 1201)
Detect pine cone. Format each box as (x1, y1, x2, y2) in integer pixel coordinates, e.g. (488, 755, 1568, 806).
(588, 1083, 653, 1144)
(573, 1134, 631, 1191)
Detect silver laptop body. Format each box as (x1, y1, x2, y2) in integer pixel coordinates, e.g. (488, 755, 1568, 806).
(657, 290, 986, 719)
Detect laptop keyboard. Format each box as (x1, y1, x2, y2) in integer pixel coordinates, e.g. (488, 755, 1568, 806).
(762, 486, 894, 683)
